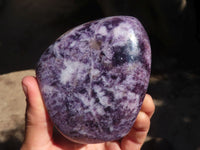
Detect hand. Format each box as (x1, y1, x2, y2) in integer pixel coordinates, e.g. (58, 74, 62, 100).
(21, 76, 155, 150)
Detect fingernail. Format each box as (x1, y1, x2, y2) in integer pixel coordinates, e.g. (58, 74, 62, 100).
(22, 84, 28, 97)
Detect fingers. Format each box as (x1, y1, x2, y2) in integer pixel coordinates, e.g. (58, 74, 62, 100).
(121, 112, 150, 150)
(141, 94, 155, 118)
(121, 94, 155, 150)
(21, 76, 53, 149)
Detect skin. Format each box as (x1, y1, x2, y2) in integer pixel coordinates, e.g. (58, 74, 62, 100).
(20, 76, 155, 150)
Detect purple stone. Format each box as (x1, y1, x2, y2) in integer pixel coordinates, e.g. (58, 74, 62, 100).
(36, 16, 151, 144)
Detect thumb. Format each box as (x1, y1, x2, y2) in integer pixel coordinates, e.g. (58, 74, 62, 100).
(21, 76, 53, 148)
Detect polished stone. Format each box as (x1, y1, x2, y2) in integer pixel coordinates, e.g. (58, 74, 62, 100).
(36, 16, 151, 144)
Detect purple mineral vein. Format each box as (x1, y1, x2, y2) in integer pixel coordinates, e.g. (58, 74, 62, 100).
(36, 16, 151, 144)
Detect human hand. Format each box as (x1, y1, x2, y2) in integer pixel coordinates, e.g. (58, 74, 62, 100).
(21, 76, 155, 150)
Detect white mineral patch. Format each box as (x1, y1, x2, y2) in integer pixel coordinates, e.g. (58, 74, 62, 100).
(69, 41, 76, 48)
(91, 68, 100, 77)
(75, 92, 93, 107)
(112, 23, 132, 41)
(123, 92, 140, 110)
(100, 95, 109, 105)
(60, 60, 87, 85)
(95, 104, 105, 115)
(93, 85, 104, 97)
(53, 42, 63, 57)
(42, 84, 55, 95)
(80, 33, 91, 42)
(112, 85, 125, 99)
(98, 26, 107, 35)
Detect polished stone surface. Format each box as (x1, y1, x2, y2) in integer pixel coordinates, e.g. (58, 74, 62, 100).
(36, 16, 151, 144)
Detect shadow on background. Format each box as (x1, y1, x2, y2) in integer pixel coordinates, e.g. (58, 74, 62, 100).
(0, 0, 200, 150)
(0, 124, 24, 150)
(145, 70, 200, 150)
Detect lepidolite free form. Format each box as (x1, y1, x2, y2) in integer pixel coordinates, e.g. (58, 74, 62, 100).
(36, 16, 151, 144)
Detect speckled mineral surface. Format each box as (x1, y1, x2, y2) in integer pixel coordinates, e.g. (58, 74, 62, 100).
(36, 16, 151, 144)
